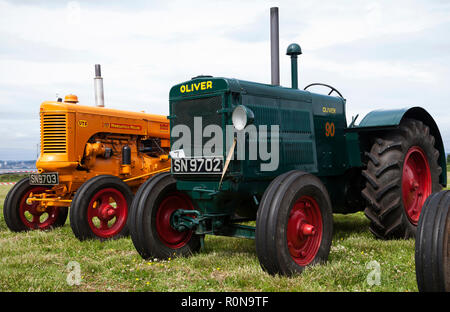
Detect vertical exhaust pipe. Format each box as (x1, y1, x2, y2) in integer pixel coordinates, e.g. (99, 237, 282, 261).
(94, 64, 105, 107)
(270, 7, 280, 86)
(286, 43, 302, 89)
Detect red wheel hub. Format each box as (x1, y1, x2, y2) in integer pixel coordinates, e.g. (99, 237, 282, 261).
(156, 192, 194, 249)
(19, 186, 60, 230)
(87, 188, 128, 238)
(402, 146, 432, 225)
(287, 195, 323, 266)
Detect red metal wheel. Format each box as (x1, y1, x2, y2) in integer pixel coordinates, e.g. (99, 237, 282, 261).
(287, 195, 323, 266)
(156, 192, 194, 249)
(19, 186, 60, 230)
(402, 146, 432, 225)
(87, 188, 128, 238)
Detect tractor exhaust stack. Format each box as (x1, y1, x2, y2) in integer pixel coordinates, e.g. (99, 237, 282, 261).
(270, 7, 280, 86)
(286, 43, 302, 89)
(94, 64, 105, 107)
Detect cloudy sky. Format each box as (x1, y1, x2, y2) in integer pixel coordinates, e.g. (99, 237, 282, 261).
(0, 0, 449, 160)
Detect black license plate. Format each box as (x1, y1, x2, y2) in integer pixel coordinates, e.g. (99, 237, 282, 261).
(29, 172, 59, 185)
(171, 157, 223, 174)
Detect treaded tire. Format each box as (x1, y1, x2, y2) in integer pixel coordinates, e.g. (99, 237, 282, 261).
(255, 170, 333, 276)
(415, 190, 450, 292)
(3, 177, 68, 231)
(129, 172, 201, 260)
(70, 175, 133, 241)
(362, 118, 442, 239)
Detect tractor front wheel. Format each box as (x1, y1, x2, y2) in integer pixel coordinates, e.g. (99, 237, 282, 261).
(362, 118, 442, 239)
(3, 177, 68, 231)
(129, 172, 201, 260)
(255, 170, 333, 276)
(70, 175, 133, 241)
(415, 190, 450, 292)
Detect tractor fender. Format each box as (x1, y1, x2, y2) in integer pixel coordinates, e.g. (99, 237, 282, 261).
(355, 106, 446, 187)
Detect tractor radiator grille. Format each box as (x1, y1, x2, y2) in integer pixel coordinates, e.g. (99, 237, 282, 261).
(171, 96, 222, 156)
(41, 113, 67, 154)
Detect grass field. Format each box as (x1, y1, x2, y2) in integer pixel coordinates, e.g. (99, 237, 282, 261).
(0, 173, 28, 182)
(2, 170, 449, 292)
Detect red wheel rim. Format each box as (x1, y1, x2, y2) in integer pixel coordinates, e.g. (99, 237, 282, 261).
(402, 146, 432, 225)
(156, 192, 194, 249)
(287, 195, 323, 266)
(87, 188, 128, 238)
(19, 186, 60, 230)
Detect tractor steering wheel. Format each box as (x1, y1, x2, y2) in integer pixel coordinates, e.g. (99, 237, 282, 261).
(304, 83, 344, 98)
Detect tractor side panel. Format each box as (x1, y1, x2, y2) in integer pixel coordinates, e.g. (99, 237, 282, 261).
(241, 94, 317, 179)
(311, 94, 348, 176)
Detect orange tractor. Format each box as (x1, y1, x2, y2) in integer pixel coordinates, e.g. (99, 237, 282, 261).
(3, 65, 171, 240)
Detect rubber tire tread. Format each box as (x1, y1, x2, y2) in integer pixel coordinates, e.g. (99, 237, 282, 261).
(129, 172, 201, 260)
(70, 175, 133, 241)
(255, 170, 333, 276)
(362, 118, 442, 239)
(415, 190, 450, 292)
(3, 177, 67, 232)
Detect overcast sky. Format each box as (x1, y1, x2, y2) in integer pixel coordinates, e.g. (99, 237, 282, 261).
(0, 0, 449, 160)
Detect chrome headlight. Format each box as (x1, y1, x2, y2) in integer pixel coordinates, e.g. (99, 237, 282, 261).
(232, 105, 254, 131)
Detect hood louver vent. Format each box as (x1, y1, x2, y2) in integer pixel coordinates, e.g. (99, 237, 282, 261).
(41, 113, 67, 154)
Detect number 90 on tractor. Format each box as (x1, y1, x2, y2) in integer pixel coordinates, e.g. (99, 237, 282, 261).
(129, 7, 446, 275)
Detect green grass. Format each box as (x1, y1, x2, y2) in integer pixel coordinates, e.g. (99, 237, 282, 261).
(8, 169, 450, 292)
(0, 173, 27, 182)
(0, 183, 421, 292)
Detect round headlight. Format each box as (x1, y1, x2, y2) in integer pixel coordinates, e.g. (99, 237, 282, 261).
(232, 105, 254, 131)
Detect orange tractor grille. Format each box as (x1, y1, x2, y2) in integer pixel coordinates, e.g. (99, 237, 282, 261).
(41, 113, 68, 154)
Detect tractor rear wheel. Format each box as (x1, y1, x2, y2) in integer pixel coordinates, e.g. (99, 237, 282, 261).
(415, 190, 450, 292)
(362, 118, 442, 239)
(70, 175, 133, 241)
(129, 172, 201, 260)
(255, 170, 333, 276)
(3, 177, 68, 231)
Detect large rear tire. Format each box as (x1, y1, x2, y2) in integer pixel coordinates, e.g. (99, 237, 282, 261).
(362, 118, 442, 239)
(70, 175, 133, 241)
(255, 170, 333, 276)
(3, 177, 68, 231)
(415, 190, 450, 292)
(129, 172, 201, 260)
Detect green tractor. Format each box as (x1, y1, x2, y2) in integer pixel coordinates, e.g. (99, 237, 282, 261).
(129, 8, 446, 275)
